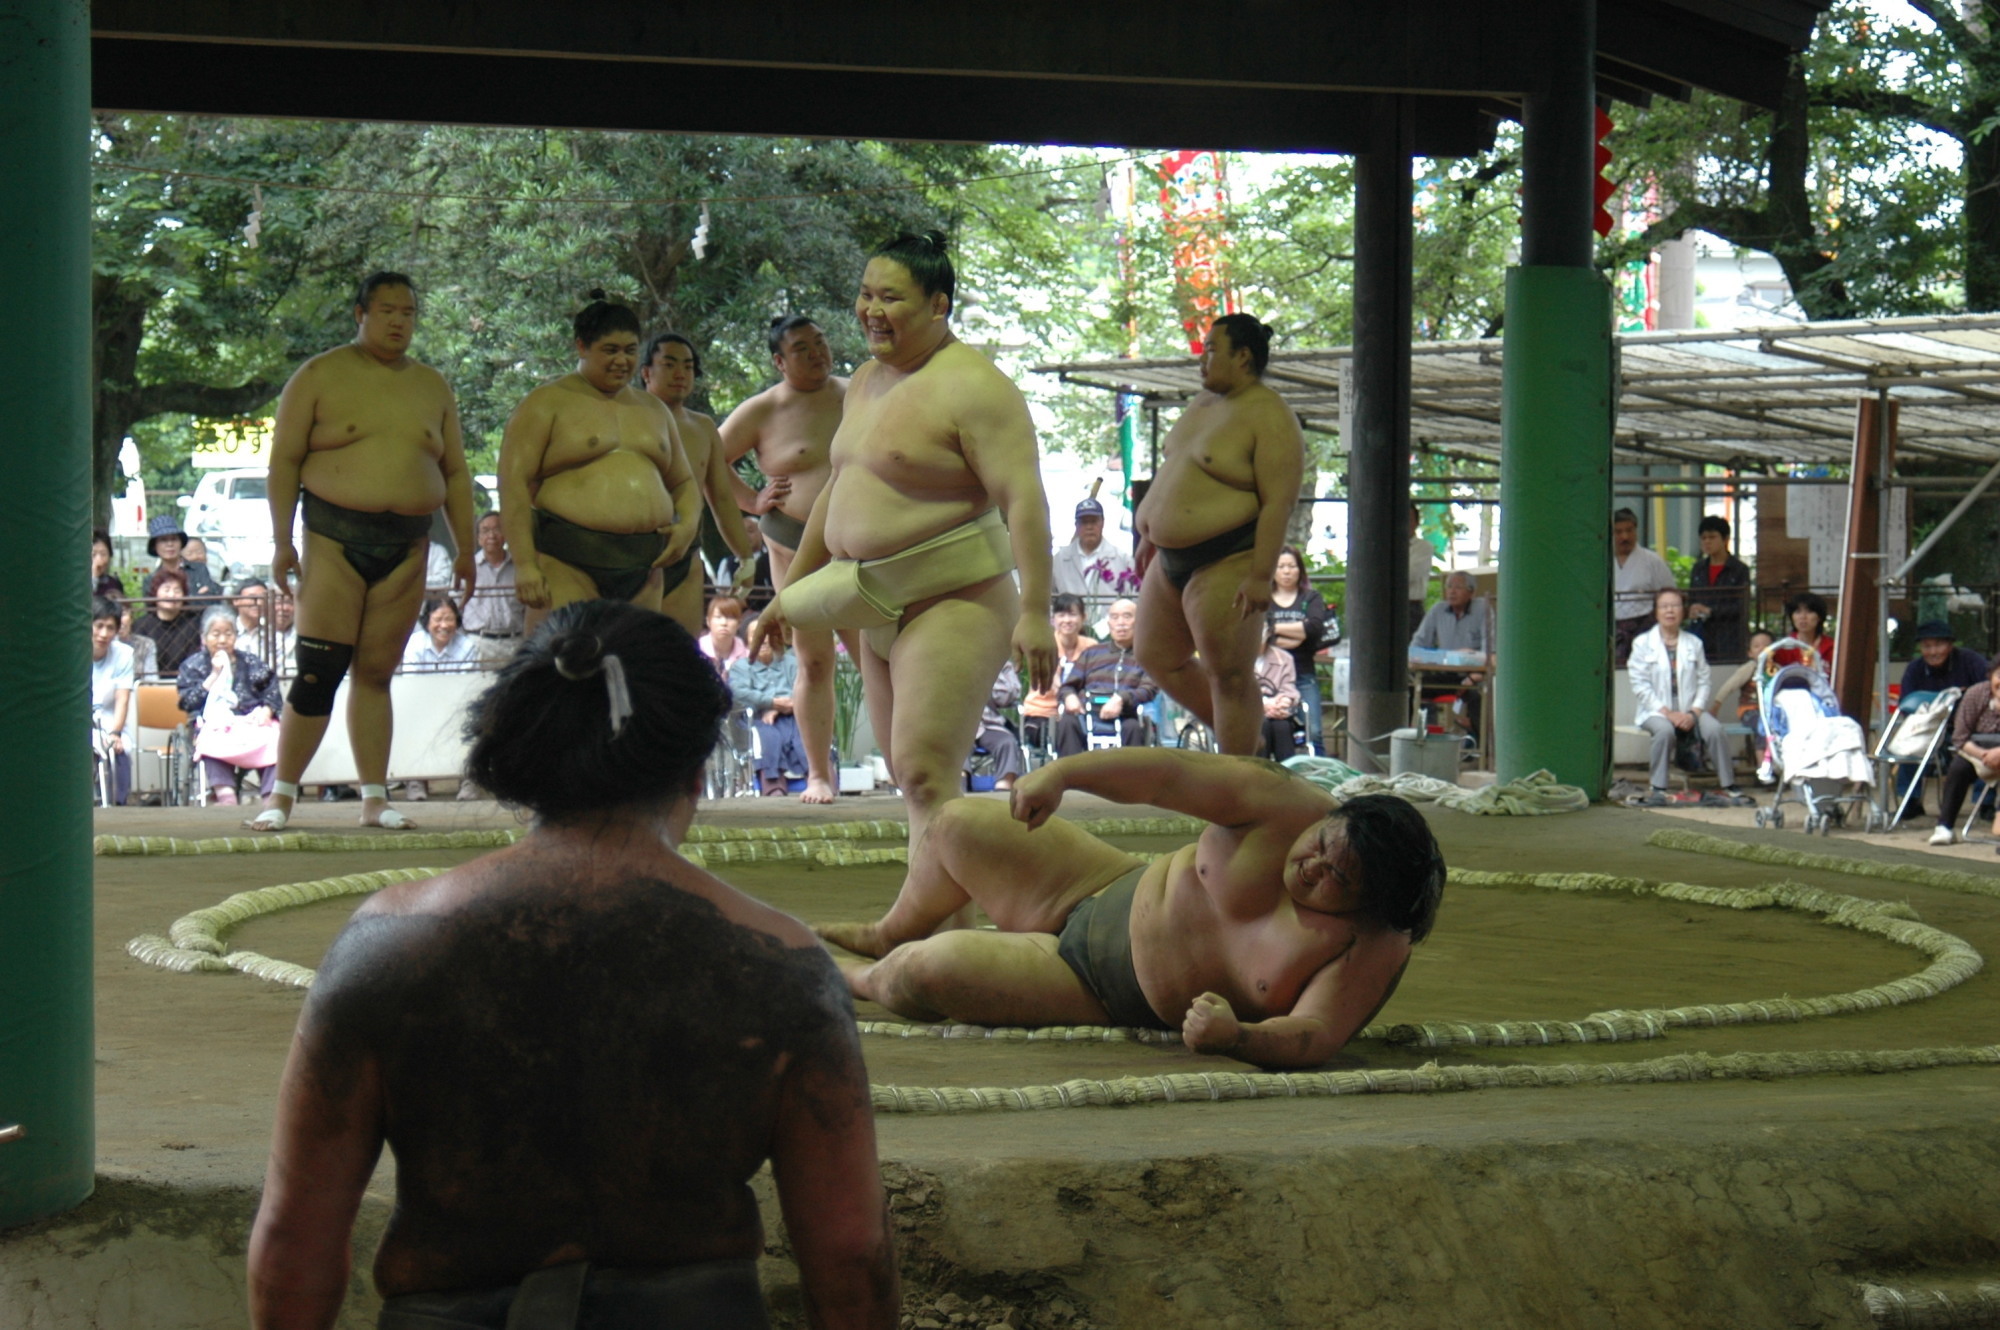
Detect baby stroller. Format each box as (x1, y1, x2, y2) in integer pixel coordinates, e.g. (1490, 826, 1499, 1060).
(1750, 638, 1882, 834)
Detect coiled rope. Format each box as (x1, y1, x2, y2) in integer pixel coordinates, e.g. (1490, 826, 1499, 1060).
(124, 850, 1992, 1111)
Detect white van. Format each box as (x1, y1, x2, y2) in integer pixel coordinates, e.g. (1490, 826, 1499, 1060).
(179, 469, 289, 580)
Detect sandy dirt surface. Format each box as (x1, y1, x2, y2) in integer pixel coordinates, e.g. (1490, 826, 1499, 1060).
(11, 785, 2000, 1328)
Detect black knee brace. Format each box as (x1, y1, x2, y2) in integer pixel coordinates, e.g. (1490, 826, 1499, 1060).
(288, 637, 355, 716)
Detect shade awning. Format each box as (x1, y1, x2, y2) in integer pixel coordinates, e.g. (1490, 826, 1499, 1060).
(1034, 314, 2000, 469)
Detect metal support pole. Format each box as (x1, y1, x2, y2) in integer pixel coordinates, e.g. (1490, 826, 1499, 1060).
(1344, 96, 1414, 773)
(1498, 0, 1610, 794)
(0, 0, 96, 1227)
(1876, 390, 1894, 816)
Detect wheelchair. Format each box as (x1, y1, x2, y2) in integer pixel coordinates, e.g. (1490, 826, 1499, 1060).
(703, 707, 765, 800)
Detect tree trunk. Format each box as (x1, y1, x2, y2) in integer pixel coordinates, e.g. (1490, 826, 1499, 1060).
(92, 277, 147, 533)
(1965, 104, 2000, 311)
(1761, 63, 1855, 320)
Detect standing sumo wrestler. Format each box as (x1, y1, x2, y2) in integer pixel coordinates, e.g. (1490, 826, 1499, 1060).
(753, 231, 1056, 855)
(638, 331, 758, 635)
(1134, 314, 1305, 756)
(249, 272, 475, 832)
(721, 315, 858, 804)
(498, 292, 703, 636)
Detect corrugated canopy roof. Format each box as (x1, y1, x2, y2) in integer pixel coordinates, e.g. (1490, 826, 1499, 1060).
(1035, 314, 2000, 469)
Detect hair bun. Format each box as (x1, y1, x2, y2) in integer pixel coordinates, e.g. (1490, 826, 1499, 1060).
(552, 632, 606, 681)
(587, 288, 609, 302)
(922, 229, 948, 253)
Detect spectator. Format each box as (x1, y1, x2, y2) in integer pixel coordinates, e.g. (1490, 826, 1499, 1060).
(1056, 598, 1155, 756)
(1901, 621, 1989, 698)
(1612, 507, 1675, 668)
(91, 529, 124, 601)
(1926, 660, 2000, 848)
(459, 511, 526, 666)
(1711, 629, 1777, 723)
(146, 515, 205, 599)
(729, 618, 811, 796)
(1410, 569, 1491, 740)
(1685, 515, 1751, 661)
(1628, 588, 1746, 805)
(1886, 621, 1988, 820)
(178, 535, 225, 601)
(1052, 495, 1136, 601)
(699, 595, 748, 676)
(1408, 503, 1434, 628)
(1021, 593, 1097, 753)
(234, 578, 269, 650)
(268, 587, 297, 675)
(1772, 591, 1834, 676)
(1255, 624, 1301, 761)
(133, 569, 203, 677)
(402, 598, 478, 672)
(390, 598, 476, 804)
(118, 600, 159, 681)
(967, 661, 1027, 791)
(177, 605, 283, 806)
(1266, 544, 1332, 755)
(90, 595, 135, 805)
(246, 601, 895, 1329)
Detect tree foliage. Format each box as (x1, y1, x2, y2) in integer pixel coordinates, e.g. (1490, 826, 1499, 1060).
(1608, 2, 1972, 318)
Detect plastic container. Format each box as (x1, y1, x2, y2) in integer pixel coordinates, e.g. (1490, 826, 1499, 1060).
(1389, 727, 1460, 782)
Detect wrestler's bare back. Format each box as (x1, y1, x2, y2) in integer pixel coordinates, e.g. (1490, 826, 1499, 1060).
(720, 378, 847, 533)
(287, 345, 455, 515)
(288, 837, 861, 1297)
(516, 376, 684, 535)
(1136, 383, 1291, 549)
(818, 342, 1023, 561)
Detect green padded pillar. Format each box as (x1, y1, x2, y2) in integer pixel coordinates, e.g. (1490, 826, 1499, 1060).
(1496, 266, 1613, 796)
(0, 0, 96, 1226)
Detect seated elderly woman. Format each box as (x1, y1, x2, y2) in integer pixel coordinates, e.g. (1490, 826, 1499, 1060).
(176, 605, 283, 806)
(1628, 588, 1752, 807)
(248, 600, 896, 1329)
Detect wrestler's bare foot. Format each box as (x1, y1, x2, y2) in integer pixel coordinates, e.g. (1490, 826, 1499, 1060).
(800, 777, 837, 805)
(358, 788, 417, 830)
(816, 921, 887, 958)
(244, 783, 297, 832)
(834, 955, 872, 999)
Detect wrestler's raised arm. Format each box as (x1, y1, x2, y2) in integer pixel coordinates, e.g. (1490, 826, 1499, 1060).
(437, 384, 477, 600)
(1010, 749, 1327, 831)
(498, 389, 558, 609)
(958, 375, 1056, 691)
(1234, 399, 1306, 621)
(647, 405, 703, 568)
(266, 358, 320, 595)
(1183, 936, 1410, 1068)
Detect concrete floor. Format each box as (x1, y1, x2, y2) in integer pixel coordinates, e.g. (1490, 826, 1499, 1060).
(5, 783, 1999, 1328)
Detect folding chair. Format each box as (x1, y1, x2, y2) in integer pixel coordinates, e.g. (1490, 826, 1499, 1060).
(134, 684, 196, 806)
(1875, 689, 1961, 832)
(1961, 766, 1998, 844)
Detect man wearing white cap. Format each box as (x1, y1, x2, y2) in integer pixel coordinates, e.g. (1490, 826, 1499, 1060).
(1052, 495, 1135, 601)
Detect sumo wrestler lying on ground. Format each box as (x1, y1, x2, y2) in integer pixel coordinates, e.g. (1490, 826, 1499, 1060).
(819, 750, 1445, 1070)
